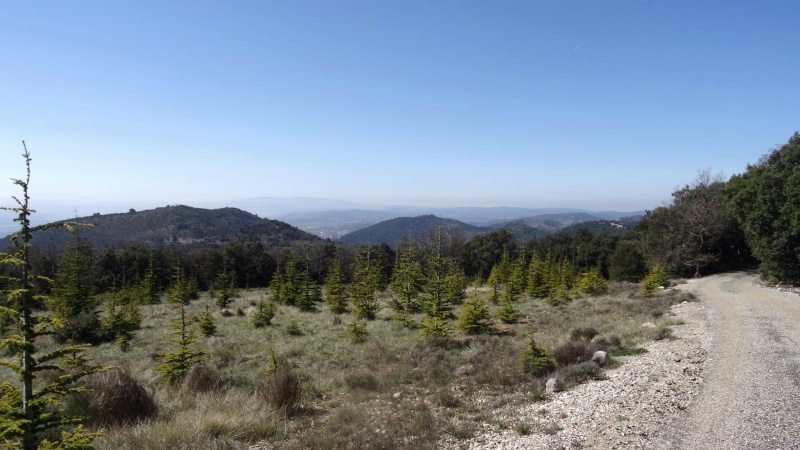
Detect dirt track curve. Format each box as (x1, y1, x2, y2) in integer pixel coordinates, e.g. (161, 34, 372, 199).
(664, 272, 800, 449)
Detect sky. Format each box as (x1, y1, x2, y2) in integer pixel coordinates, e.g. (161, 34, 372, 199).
(1, 0, 799, 222)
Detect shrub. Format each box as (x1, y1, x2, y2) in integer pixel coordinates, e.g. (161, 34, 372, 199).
(515, 422, 532, 436)
(155, 303, 205, 383)
(198, 304, 216, 337)
(569, 326, 599, 342)
(258, 367, 302, 414)
(518, 337, 556, 377)
(181, 364, 221, 393)
(592, 333, 622, 352)
(84, 368, 157, 427)
(573, 268, 608, 297)
(639, 265, 669, 297)
(54, 310, 102, 344)
(252, 300, 277, 328)
(343, 372, 380, 391)
(552, 340, 595, 366)
(554, 361, 603, 389)
(496, 301, 520, 323)
(456, 296, 493, 335)
(419, 315, 452, 337)
(285, 321, 303, 336)
(653, 327, 673, 340)
(345, 321, 368, 343)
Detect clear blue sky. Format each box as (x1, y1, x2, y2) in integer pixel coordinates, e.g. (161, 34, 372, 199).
(2, 1, 799, 217)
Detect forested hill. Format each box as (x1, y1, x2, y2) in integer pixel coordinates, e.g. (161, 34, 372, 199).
(338, 215, 485, 246)
(2, 205, 323, 251)
(494, 212, 604, 233)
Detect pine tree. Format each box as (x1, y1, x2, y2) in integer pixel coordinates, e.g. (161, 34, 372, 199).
(486, 250, 512, 304)
(101, 284, 142, 350)
(0, 146, 104, 449)
(508, 251, 527, 298)
(155, 302, 204, 383)
(526, 252, 549, 298)
(295, 252, 321, 312)
(389, 241, 424, 326)
(518, 337, 556, 377)
(273, 258, 301, 306)
(198, 303, 216, 336)
(350, 249, 381, 320)
(486, 270, 501, 304)
(136, 250, 160, 304)
(252, 300, 277, 328)
(456, 295, 492, 335)
(572, 267, 608, 298)
(639, 265, 669, 297)
(324, 255, 348, 314)
(496, 287, 520, 323)
(49, 235, 99, 343)
(166, 266, 193, 305)
(269, 271, 285, 304)
(213, 270, 237, 309)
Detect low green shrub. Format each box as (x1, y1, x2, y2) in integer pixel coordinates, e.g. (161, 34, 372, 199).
(518, 337, 556, 377)
(569, 326, 599, 342)
(555, 361, 603, 389)
(343, 372, 380, 392)
(345, 321, 368, 343)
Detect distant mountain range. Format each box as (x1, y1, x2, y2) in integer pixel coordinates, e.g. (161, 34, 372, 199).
(337, 212, 642, 247)
(275, 206, 644, 239)
(1, 205, 323, 251)
(0, 197, 645, 251)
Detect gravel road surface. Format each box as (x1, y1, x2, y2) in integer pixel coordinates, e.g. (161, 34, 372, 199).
(660, 272, 800, 449)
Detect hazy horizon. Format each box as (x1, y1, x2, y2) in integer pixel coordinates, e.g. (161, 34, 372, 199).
(2, 2, 798, 220)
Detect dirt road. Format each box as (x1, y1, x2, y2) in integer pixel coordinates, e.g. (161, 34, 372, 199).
(668, 272, 800, 449)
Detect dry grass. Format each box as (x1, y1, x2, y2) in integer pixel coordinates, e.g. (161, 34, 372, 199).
(15, 282, 696, 449)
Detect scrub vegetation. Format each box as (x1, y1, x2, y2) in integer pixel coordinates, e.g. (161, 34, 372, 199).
(3, 132, 798, 448)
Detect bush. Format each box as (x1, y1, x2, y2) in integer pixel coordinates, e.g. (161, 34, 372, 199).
(573, 268, 608, 297)
(54, 310, 102, 344)
(518, 338, 556, 377)
(285, 321, 303, 336)
(569, 327, 599, 342)
(83, 368, 157, 427)
(592, 333, 622, 352)
(653, 327, 673, 341)
(345, 321, 368, 343)
(343, 372, 380, 391)
(496, 301, 520, 323)
(252, 300, 277, 328)
(554, 361, 603, 389)
(198, 304, 216, 337)
(181, 365, 221, 393)
(639, 265, 669, 297)
(456, 296, 493, 335)
(552, 340, 595, 366)
(258, 367, 302, 414)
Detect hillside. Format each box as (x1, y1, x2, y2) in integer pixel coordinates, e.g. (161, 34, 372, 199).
(493, 212, 604, 233)
(559, 219, 639, 236)
(3, 205, 323, 251)
(337, 215, 485, 246)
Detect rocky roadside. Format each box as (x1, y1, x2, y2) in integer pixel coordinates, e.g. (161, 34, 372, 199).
(439, 298, 708, 450)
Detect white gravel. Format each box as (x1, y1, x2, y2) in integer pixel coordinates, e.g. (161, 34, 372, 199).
(439, 298, 708, 450)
